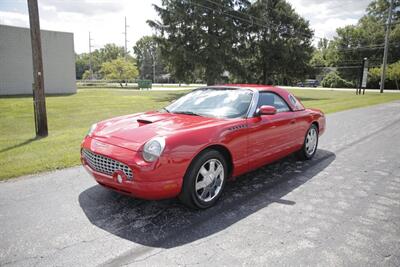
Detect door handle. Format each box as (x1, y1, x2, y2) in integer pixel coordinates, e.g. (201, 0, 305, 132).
(290, 119, 296, 124)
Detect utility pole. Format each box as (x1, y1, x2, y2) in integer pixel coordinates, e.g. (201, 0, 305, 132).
(88, 32, 94, 80)
(123, 16, 128, 60)
(380, 0, 394, 93)
(152, 53, 156, 83)
(27, 0, 48, 137)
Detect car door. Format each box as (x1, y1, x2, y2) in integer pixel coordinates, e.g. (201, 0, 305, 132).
(246, 91, 299, 170)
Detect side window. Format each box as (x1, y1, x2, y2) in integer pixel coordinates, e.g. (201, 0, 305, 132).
(258, 92, 290, 113)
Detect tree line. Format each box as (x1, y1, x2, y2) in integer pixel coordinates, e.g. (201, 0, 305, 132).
(75, 0, 400, 89)
(311, 0, 400, 89)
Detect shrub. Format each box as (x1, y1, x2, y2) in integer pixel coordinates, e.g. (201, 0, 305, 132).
(322, 71, 354, 88)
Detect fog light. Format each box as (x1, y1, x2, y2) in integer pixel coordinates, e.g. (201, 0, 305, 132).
(117, 174, 123, 184)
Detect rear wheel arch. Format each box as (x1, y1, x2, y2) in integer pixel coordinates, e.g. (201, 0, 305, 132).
(296, 123, 319, 160)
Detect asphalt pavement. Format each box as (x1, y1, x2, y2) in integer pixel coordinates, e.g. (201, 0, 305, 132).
(1, 101, 399, 266)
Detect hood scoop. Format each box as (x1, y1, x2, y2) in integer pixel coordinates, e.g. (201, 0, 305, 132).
(137, 118, 153, 126)
(136, 113, 168, 126)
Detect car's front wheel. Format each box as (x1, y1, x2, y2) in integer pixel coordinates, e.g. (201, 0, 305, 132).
(179, 150, 227, 209)
(297, 124, 319, 160)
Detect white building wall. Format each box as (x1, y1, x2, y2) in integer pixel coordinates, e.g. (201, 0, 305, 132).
(0, 25, 76, 95)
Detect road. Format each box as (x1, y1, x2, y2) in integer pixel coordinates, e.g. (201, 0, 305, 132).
(1, 101, 400, 266)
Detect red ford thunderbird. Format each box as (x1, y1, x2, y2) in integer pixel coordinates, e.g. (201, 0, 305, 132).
(81, 85, 325, 208)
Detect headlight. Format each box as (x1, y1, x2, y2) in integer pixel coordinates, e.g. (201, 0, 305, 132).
(142, 137, 165, 162)
(87, 123, 97, 136)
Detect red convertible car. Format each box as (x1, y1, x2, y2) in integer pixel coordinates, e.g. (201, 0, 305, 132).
(81, 85, 325, 208)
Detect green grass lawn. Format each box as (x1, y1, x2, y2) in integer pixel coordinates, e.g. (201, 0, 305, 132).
(152, 85, 199, 89)
(1, 88, 400, 180)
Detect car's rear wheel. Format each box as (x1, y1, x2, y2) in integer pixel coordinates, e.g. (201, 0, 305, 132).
(179, 150, 227, 209)
(297, 124, 319, 160)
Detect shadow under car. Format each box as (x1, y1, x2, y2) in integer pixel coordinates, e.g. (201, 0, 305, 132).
(79, 149, 335, 249)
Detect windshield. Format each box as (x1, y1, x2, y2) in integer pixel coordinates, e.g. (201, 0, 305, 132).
(165, 88, 253, 119)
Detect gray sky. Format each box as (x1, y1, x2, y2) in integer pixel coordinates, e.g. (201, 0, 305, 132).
(0, 0, 372, 54)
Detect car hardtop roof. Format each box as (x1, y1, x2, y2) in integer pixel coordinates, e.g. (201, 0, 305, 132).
(195, 84, 304, 111)
(205, 84, 287, 94)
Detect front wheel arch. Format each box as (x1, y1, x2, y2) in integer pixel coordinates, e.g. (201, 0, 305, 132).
(311, 121, 319, 132)
(179, 148, 228, 209)
(186, 144, 234, 179)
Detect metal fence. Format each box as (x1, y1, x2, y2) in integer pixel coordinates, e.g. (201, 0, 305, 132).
(77, 80, 206, 89)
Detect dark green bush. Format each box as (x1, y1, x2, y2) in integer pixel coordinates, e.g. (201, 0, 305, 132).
(322, 71, 354, 88)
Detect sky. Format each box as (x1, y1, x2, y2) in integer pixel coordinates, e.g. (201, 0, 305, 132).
(0, 0, 372, 54)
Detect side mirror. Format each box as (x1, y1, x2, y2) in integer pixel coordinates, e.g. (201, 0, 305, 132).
(258, 105, 277, 116)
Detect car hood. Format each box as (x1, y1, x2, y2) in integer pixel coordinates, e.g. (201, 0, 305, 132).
(91, 111, 222, 151)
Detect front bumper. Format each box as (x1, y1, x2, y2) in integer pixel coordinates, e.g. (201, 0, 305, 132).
(81, 136, 189, 200)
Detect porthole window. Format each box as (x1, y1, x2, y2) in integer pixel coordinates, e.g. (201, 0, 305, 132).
(288, 94, 303, 110)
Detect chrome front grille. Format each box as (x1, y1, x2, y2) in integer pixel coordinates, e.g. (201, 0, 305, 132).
(82, 149, 133, 180)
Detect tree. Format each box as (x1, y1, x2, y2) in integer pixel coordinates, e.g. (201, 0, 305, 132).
(310, 38, 339, 67)
(75, 53, 90, 79)
(388, 61, 400, 89)
(321, 71, 353, 88)
(148, 0, 249, 85)
(100, 57, 139, 87)
(236, 0, 313, 85)
(148, 0, 313, 85)
(323, 0, 400, 87)
(364, 61, 400, 89)
(82, 70, 92, 80)
(368, 66, 382, 88)
(133, 35, 166, 81)
(367, 0, 400, 22)
(96, 43, 126, 63)
(75, 43, 128, 80)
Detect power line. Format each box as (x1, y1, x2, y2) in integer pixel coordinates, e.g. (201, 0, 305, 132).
(316, 43, 399, 53)
(315, 66, 362, 69)
(203, 0, 286, 28)
(201, 0, 400, 40)
(164, 0, 397, 48)
(188, 0, 317, 40)
(338, 46, 384, 51)
(157, 0, 328, 41)
(200, 0, 326, 40)
(314, 59, 397, 68)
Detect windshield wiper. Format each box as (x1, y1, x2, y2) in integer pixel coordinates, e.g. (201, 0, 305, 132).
(161, 107, 170, 113)
(173, 111, 201, 116)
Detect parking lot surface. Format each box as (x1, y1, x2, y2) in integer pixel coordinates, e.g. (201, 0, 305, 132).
(1, 101, 399, 266)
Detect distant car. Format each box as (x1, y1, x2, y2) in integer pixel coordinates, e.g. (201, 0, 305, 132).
(297, 79, 319, 87)
(81, 84, 326, 209)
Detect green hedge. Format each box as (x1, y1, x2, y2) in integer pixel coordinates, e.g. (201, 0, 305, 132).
(322, 71, 354, 88)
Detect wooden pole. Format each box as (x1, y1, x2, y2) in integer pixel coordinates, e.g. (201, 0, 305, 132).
(27, 0, 48, 137)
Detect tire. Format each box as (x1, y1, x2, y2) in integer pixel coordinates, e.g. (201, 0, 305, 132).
(179, 149, 227, 209)
(296, 124, 319, 160)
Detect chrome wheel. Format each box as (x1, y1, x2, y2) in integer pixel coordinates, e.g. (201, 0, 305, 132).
(195, 159, 224, 202)
(305, 127, 318, 155)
